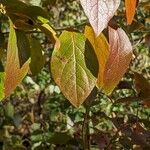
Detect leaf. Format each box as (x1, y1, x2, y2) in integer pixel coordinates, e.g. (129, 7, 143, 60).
(4, 19, 30, 98)
(0, 61, 5, 100)
(0, 32, 5, 49)
(80, 0, 120, 36)
(145, 33, 150, 50)
(37, 16, 58, 45)
(102, 27, 132, 94)
(84, 25, 109, 88)
(134, 73, 150, 98)
(1, 0, 48, 21)
(51, 31, 98, 107)
(48, 132, 71, 145)
(0, 72, 5, 100)
(29, 37, 45, 75)
(16, 30, 30, 67)
(127, 21, 145, 33)
(0, 32, 5, 58)
(125, 0, 137, 25)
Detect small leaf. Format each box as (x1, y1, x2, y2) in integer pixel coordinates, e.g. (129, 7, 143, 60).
(80, 0, 120, 36)
(29, 37, 45, 75)
(84, 25, 109, 88)
(37, 16, 58, 45)
(125, 0, 137, 25)
(102, 27, 132, 94)
(51, 31, 98, 107)
(4, 19, 30, 98)
(14, 19, 35, 30)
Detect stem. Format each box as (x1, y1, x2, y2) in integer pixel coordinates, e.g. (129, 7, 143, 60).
(82, 102, 90, 150)
(82, 87, 97, 150)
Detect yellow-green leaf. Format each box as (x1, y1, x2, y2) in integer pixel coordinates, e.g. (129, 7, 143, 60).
(0, 61, 5, 100)
(51, 31, 98, 107)
(4, 19, 30, 97)
(84, 25, 109, 88)
(29, 37, 46, 75)
(16, 30, 30, 67)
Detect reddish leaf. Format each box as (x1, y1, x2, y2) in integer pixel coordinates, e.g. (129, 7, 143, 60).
(125, 0, 137, 25)
(4, 20, 30, 97)
(80, 0, 120, 36)
(102, 27, 132, 94)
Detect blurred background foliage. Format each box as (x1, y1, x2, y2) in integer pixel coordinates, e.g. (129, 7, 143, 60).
(0, 0, 150, 149)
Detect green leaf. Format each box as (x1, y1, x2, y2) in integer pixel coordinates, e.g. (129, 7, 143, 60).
(1, 0, 49, 30)
(4, 19, 30, 98)
(16, 30, 30, 67)
(1, 0, 48, 21)
(51, 31, 98, 107)
(37, 16, 58, 44)
(29, 37, 45, 75)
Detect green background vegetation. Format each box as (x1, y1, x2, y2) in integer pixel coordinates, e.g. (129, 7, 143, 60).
(0, 0, 150, 149)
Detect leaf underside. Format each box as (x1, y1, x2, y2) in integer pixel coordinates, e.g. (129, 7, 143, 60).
(80, 0, 120, 36)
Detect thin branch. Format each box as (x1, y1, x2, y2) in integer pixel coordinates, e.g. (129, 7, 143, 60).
(82, 102, 90, 150)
